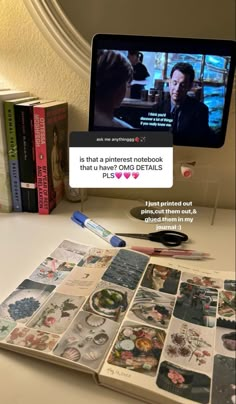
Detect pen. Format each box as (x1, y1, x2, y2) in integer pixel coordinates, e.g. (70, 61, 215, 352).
(71, 211, 126, 247)
(131, 246, 209, 258)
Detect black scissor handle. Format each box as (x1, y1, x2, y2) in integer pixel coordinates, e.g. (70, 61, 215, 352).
(149, 231, 188, 246)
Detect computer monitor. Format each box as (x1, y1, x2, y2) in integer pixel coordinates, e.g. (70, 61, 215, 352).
(89, 34, 235, 148)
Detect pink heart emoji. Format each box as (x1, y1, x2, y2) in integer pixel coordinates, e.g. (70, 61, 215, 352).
(124, 172, 131, 179)
(115, 172, 122, 179)
(132, 172, 139, 179)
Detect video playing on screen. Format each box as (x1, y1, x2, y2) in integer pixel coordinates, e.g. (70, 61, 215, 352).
(89, 35, 235, 148)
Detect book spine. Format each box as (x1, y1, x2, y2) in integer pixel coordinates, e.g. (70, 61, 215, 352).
(15, 105, 38, 212)
(0, 102, 12, 212)
(34, 107, 50, 214)
(4, 102, 22, 212)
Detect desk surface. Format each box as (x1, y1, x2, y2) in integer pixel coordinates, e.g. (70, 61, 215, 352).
(0, 197, 235, 404)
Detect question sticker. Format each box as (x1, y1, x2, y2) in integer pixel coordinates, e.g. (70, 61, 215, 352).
(69, 132, 173, 188)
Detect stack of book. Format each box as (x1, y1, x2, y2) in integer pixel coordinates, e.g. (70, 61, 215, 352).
(0, 89, 68, 214)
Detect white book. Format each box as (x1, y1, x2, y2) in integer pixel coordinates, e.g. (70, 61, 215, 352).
(0, 90, 29, 212)
(0, 239, 235, 404)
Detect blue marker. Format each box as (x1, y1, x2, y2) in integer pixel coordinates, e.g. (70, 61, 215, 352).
(71, 211, 126, 248)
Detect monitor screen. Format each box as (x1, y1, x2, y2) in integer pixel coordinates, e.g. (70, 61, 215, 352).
(89, 34, 235, 148)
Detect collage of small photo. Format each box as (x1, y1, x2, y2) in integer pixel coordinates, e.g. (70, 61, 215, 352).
(156, 274, 236, 404)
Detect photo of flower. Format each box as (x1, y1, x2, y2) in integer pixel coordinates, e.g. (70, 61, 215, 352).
(164, 318, 213, 372)
(6, 326, 59, 352)
(27, 293, 84, 334)
(157, 361, 211, 403)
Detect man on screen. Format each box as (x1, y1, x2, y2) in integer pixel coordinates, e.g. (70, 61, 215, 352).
(164, 62, 212, 146)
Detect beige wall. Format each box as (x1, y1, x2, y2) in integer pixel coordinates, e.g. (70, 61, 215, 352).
(0, 0, 235, 208)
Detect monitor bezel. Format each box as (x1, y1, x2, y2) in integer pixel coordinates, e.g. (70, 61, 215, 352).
(89, 33, 236, 148)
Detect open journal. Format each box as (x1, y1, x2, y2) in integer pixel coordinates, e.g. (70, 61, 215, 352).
(0, 240, 235, 404)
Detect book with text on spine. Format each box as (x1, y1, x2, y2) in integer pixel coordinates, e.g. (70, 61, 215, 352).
(0, 90, 29, 213)
(33, 101, 68, 214)
(4, 96, 37, 212)
(0, 239, 235, 404)
(14, 99, 53, 212)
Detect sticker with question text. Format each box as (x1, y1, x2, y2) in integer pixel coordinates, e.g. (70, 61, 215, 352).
(69, 132, 173, 188)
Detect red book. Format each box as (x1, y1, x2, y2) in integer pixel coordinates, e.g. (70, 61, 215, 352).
(33, 101, 68, 214)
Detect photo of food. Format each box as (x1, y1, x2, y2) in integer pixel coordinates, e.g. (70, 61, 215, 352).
(212, 354, 236, 404)
(83, 281, 132, 322)
(141, 264, 181, 295)
(128, 287, 175, 329)
(53, 310, 118, 370)
(108, 322, 166, 376)
(215, 318, 236, 358)
(163, 318, 213, 373)
(102, 249, 149, 290)
(157, 361, 211, 403)
(173, 283, 218, 327)
(218, 291, 236, 318)
(0, 280, 55, 323)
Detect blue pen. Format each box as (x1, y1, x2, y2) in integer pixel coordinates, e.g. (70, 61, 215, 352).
(71, 211, 126, 247)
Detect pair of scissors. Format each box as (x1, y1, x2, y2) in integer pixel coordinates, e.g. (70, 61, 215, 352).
(115, 230, 188, 247)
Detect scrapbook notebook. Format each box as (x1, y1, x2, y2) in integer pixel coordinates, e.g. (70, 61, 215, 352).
(0, 240, 235, 404)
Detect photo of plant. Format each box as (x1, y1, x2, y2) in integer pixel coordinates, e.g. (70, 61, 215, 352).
(0, 319, 16, 341)
(157, 361, 211, 403)
(163, 318, 213, 372)
(218, 291, 236, 318)
(27, 293, 84, 334)
(108, 321, 166, 376)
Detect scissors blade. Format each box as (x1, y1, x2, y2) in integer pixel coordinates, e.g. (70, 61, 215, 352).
(115, 233, 150, 240)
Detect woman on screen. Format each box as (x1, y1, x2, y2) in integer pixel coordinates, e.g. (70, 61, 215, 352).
(94, 50, 134, 128)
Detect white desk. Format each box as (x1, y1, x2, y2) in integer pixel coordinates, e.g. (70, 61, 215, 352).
(0, 197, 235, 404)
